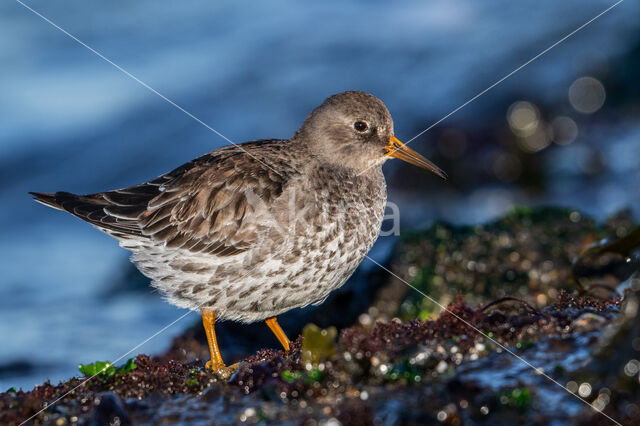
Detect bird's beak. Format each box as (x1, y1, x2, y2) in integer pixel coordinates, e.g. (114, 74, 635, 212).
(386, 135, 447, 179)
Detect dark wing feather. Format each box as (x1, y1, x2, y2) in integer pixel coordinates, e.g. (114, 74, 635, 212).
(31, 191, 145, 235)
(31, 140, 298, 255)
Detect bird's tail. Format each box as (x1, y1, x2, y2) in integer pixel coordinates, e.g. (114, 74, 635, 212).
(29, 190, 145, 238)
(29, 192, 65, 211)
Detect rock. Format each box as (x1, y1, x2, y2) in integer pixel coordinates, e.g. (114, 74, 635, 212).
(88, 392, 131, 426)
(2, 207, 637, 425)
(572, 313, 607, 332)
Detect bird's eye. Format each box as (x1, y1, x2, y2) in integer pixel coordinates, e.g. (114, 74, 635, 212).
(353, 121, 368, 132)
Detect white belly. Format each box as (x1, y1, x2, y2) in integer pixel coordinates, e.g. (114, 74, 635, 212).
(123, 171, 387, 323)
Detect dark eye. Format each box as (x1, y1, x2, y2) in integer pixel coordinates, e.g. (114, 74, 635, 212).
(353, 121, 368, 132)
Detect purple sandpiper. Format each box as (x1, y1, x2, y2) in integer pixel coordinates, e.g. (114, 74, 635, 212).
(31, 91, 445, 370)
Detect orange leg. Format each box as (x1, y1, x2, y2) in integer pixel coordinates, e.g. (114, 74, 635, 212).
(202, 309, 225, 370)
(265, 317, 291, 351)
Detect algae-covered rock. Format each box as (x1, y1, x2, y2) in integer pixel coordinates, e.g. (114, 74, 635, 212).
(391, 207, 635, 322)
(1, 207, 637, 425)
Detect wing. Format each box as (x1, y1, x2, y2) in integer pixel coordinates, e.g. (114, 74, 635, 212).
(31, 140, 298, 256)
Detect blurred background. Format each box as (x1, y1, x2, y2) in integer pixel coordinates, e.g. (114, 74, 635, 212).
(1, 0, 639, 390)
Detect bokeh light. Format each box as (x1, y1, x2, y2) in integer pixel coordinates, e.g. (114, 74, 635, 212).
(549, 116, 578, 145)
(507, 101, 540, 137)
(578, 382, 592, 398)
(568, 76, 606, 114)
(517, 126, 551, 153)
(507, 101, 550, 153)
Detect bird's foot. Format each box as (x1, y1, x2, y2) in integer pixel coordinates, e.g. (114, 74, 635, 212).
(205, 361, 239, 379)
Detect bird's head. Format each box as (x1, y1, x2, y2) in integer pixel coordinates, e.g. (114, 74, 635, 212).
(295, 91, 446, 178)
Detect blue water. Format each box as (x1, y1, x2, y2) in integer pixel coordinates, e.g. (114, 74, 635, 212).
(1, 0, 639, 390)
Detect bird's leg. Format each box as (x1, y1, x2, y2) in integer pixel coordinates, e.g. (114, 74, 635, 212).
(202, 309, 225, 370)
(265, 317, 291, 351)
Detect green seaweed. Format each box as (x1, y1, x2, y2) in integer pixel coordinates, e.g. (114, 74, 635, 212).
(386, 360, 424, 384)
(78, 361, 115, 377)
(516, 340, 535, 350)
(304, 367, 324, 384)
(280, 368, 324, 384)
(118, 358, 137, 374)
(498, 387, 533, 411)
(78, 358, 137, 377)
(281, 370, 304, 383)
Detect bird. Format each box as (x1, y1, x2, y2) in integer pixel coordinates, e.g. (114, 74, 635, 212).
(30, 91, 446, 371)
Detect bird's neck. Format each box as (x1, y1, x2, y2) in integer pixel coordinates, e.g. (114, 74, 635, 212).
(291, 133, 385, 177)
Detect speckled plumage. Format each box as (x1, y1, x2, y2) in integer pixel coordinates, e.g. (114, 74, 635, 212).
(31, 91, 438, 324)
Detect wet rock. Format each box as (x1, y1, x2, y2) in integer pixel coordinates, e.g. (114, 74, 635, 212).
(1, 207, 636, 425)
(575, 285, 640, 425)
(572, 313, 607, 332)
(335, 399, 374, 426)
(88, 392, 131, 426)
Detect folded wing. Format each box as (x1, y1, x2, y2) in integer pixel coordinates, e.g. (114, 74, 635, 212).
(31, 141, 295, 256)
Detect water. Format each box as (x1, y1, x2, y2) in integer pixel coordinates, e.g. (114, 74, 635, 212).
(1, 0, 639, 390)
(458, 332, 599, 423)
